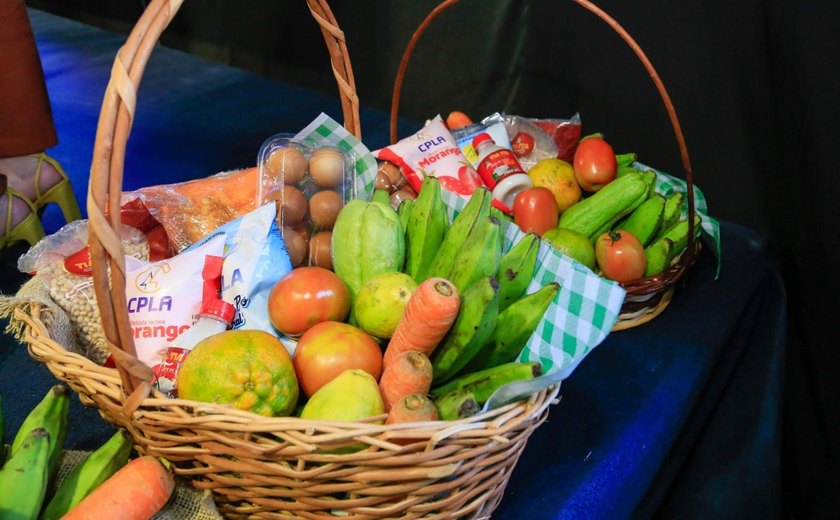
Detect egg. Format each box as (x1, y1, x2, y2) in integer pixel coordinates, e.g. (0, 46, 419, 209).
(309, 148, 345, 188)
(266, 146, 308, 185)
(308, 231, 333, 270)
(377, 161, 406, 190)
(309, 189, 343, 230)
(282, 227, 308, 267)
(390, 188, 417, 210)
(267, 185, 307, 227)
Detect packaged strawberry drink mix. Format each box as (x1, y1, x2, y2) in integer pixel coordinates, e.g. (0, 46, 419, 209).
(374, 115, 485, 199)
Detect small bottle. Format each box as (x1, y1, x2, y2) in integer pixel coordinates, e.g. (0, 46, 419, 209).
(155, 299, 236, 397)
(472, 132, 533, 209)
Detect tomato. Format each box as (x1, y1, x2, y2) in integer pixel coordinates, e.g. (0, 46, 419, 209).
(573, 135, 617, 192)
(513, 187, 559, 236)
(267, 266, 350, 337)
(595, 230, 647, 282)
(293, 321, 383, 397)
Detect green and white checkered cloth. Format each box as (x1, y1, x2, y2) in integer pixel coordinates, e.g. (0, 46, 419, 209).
(294, 114, 720, 381)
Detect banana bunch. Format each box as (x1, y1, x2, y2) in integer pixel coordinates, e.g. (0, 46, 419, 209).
(0, 386, 132, 519)
(432, 362, 543, 420)
(392, 182, 557, 392)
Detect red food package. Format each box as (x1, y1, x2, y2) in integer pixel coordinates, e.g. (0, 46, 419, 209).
(531, 113, 583, 163)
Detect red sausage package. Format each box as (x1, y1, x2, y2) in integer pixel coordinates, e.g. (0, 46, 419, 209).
(374, 115, 486, 199)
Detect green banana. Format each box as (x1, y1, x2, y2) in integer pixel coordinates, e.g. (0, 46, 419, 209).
(657, 191, 684, 239)
(372, 189, 391, 206)
(398, 198, 414, 235)
(331, 199, 405, 300)
(617, 193, 666, 246)
(426, 187, 492, 280)
(11, 384, 69, 483)
(434, 390, 480, 421)
(0, 428, 51, 520)
(40, 429, 133, 520)
(558, 171, 649, 240)
(497, 233, 540, 311)
(615, 152, 637, 169)
(404, 176, 449, 281)
(431, 276, 500, 384)
(657, 214, 702, 261)
(465, 282, 560, 372)
(640, 169, 658, 198)
(447, 215, 502, 294)
(430, 361, 543, 404)
(644, 238, 674, 277)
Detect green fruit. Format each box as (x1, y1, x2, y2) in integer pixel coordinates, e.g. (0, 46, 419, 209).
(543, 227, 596, 271)
(0, 428, 51, 519)
(354, 272, 418, 338)
(557, 171, 649, 240)
(331, 199, 405, 300)
(301, 370, 384, 452)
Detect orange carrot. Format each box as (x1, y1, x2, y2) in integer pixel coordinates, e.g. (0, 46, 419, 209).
(383, 277, 460, 368)
(379, 351, 433, 411)
(63, 456, 175, 520)
(387, 393, 439, 425)
(446, 111, 474, 130)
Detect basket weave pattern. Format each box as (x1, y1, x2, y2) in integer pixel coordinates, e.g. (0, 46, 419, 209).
(18, 0, 561, 517)
(20, 302, 557, 518)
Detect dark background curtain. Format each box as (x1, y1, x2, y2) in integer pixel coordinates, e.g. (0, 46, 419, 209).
(24, 0, 840, 517)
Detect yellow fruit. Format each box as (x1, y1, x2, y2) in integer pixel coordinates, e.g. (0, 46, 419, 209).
(177, 330, 299, 417)
(528, 159, 582, 213)
(543, 228, 597, 271)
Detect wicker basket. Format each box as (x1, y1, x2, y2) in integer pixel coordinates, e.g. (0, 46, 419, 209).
(17, 0, 559, 518)
(389, 0, 701, 331)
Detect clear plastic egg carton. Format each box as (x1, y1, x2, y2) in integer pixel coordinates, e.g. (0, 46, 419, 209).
(257, 134, 356, 270)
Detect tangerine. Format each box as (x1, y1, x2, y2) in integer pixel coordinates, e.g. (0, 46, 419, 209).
(528, 158, 582, 213)
(177, 329, 299, 417)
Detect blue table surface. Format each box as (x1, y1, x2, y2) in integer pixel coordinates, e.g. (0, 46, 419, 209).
(0, 9, 785, 519)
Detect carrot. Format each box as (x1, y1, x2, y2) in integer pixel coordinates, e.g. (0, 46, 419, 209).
(446, 111, 474, 130)
(379, 351, 434, 411)
(387, 393, 439, 424)
(383, 277, 461, 368)
(63, 456, 175, 520)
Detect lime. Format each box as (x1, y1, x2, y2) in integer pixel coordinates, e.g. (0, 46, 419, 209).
(543, 228, 597, 271)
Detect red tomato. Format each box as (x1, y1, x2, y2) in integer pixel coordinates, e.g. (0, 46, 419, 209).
(513, 187, 559, 236)
(267, 266, 350, 337)
(293, 321, 383, 396)
(595, 230, 647, 282)
(573, 136, 617, 192)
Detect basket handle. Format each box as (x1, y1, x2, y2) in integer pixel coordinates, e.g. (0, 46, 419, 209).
(388, 0, 697, 277)
(87, 0, 360, 406)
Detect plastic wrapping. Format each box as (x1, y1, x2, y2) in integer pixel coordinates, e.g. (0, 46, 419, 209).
(484, 113, 560, 172)
(257, 135, 356, 270)
(121, 167, 261, 253)
(374, 115, 485, 200)
(18, 221, 151, 364)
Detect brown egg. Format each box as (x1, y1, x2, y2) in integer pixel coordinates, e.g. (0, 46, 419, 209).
(375, 170, 395, 192)
(309, 231, 333, 270)
(282, 227, 308, 267)
(268, 185, 307, 227)
(266, 146, 308, 185)
(309, 189, 343, 230)
(401, 182, 417, 197)
(378, 161, 406, 189)
(309, 148, 345, 188)
(390, 188, 417, 210)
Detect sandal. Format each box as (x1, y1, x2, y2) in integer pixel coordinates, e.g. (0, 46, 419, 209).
(29, 152, 82, 224)
(0, 174, 46, 249)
